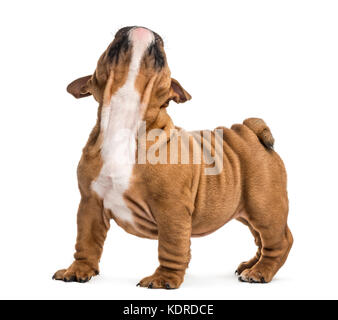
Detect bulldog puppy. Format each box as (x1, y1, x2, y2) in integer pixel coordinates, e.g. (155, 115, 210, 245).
(53, 26, 293, 288)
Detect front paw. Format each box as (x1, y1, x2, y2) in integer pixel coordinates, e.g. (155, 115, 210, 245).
(137, 267, 184, 289)
(53, 261, 99, 283)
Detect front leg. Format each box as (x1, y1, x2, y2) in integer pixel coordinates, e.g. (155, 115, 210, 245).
(53, 195, 109, 283)
(138, 208, 192, 289)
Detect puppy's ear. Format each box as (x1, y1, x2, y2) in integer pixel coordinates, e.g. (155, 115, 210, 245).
(67, 75, 92, 99)
(168, 78, 191, 103)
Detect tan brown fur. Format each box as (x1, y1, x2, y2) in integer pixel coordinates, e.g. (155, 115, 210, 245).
(53, 27, 293, 288)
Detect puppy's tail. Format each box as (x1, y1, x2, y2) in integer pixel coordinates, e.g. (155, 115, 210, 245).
(243, 118, 275, 149)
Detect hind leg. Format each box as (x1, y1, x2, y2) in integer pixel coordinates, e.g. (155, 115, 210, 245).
(235, 217, 262, 275)
(238, 210, 293, 283)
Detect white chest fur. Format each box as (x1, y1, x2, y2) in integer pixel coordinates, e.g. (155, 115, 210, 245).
(91, 85, 139, 224)
(91, 31, 154, 224)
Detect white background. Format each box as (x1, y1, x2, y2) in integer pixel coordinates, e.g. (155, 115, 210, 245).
(0, 0, 337, 300)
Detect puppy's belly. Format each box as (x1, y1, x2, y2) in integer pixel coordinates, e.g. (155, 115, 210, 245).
(91, 171, 239, 239)
(191, 210, 238, 237)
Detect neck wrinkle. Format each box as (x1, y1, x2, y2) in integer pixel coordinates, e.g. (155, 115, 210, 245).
(145, 108, 175, 140)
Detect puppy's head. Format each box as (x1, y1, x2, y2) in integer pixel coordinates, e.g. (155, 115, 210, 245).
(67, 26, 191, 118)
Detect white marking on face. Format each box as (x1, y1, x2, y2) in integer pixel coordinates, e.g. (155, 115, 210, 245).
(92, 28, 154, 224)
